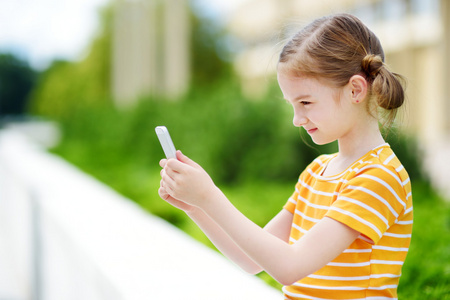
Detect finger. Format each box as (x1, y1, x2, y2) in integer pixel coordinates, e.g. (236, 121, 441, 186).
(164, 164, 180, 179)
(161, 179, 175, 198)
(161, 166, 177, 178)
(176, 150, 200, 168)
(166, 158, 189, 174)
(165, 152, 198, 174)
(161, 168, 178, 193)
(159, 158, 167, 168)
(158, 186, 171, 201)
(160, 168, 175, 182)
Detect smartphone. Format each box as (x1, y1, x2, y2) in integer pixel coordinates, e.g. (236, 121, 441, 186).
(155, 126, 177, 159)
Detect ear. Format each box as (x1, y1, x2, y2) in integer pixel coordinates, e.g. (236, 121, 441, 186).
(348, 75, 368, 104)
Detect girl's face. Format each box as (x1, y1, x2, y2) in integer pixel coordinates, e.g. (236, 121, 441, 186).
(277, 72, 360, 145)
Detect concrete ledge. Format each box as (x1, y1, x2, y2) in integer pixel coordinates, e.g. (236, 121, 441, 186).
(0, 129, 281, 300)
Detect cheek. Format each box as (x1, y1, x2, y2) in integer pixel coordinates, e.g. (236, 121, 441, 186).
(309, 106, 342, 129)
(319, 102, 342, 119)
(307, 108, 325, 123)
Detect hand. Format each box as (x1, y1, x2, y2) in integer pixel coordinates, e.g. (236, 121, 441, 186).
(158, 184, 195, 213)
(159, 150, 220, 209)
(159, 156, 195, 212)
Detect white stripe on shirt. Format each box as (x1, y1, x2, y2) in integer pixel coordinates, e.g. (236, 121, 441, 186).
(329, 206, 383, 238)
(346, 185, 399, 218)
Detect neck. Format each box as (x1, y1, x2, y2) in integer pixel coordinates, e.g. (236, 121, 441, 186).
(337, 120, 385, 162)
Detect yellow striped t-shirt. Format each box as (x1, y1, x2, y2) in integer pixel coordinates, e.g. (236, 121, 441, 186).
(283, 144, 413, 300)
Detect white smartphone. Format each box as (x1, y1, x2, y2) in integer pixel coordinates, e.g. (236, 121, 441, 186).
(155, 126, 177, 159)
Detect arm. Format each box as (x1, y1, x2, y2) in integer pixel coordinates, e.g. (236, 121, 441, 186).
(161, 151, 360, 285)
(159, 155, 293, 274)
(202, 193, 359, 285)
(187, 206, 263, 274)
(187, 207, 294, 275)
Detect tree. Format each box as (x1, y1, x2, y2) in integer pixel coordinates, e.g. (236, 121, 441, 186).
(0, 53, 37, 116)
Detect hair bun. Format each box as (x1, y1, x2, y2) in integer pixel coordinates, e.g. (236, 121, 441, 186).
(361, 54, 383, 79)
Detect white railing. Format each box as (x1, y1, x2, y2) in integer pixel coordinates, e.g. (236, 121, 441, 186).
(0, 126, 281, 300)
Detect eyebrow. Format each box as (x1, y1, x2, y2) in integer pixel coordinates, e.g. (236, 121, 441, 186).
(284, 94, 311, 103)
(295, 94, 311, 100)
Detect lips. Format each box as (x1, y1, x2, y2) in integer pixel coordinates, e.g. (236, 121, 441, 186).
(306, 128, 318, 134)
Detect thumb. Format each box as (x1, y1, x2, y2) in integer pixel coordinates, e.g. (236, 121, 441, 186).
(176, 150, 199, 168)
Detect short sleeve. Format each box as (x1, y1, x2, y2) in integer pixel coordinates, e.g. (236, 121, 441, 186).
(283, 189, 298, 214)
(325, 165, 407, 244)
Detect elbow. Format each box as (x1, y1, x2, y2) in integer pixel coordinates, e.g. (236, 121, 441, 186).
(244, 265, 306, 285)
(231, 258, 263, 275)
(244, 265, 264, 275)
(244, 267, 303, 284)
(275, 276, 302, 286)
(272, 268, 308, 286)
(277, 277, 300, 286)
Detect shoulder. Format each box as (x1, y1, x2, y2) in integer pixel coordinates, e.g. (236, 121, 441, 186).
(341, 144, 410, 210)
(326, 146, 411, 244)
(350, 144, 409, 188)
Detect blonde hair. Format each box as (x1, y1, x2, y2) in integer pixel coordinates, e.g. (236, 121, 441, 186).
(278, 13, 405, 128)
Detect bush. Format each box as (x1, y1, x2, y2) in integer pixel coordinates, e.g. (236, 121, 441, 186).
(0, 53, 37, 117)
(43, 78, 445, 299)
(47, 80, 428, 228)
(50, 81, 339, 186)
(397, 182, 450, 299)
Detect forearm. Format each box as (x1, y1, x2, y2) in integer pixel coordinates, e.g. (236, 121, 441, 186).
(199, 188, 344, 286)
(201, 190, 361, 286)
(200, 188, 300, 285)
(187, 205, 263, 274)
(159, 154, 262, 274)
(161, 151, 359, 286)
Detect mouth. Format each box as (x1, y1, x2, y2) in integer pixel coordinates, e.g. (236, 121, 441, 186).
(306, 128, 317, 134)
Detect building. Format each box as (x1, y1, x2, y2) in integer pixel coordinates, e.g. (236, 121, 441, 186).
(228, 0, 450, 197)
(111, 0, 190, 107)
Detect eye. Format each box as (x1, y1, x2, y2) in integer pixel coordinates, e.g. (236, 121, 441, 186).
(300, 101, 311, 106)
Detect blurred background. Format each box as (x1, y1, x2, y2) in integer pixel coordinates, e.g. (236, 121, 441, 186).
(0, 0, 449, 299)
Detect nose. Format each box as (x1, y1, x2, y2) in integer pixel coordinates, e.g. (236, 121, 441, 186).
(293, 110, 307, 127)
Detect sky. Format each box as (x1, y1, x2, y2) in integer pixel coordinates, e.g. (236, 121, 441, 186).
(0, 0, 249, 70)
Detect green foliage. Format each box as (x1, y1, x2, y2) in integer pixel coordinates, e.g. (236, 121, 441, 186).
(398, 182, 450, 299)
(224, 181, 450, 299)
(26, 1, 444, 297)
(45, 79, 335, 233)
(51, 81, 340, 188)
(48, 77, 429, 233)
(29, 6, 113, 120)
(28, 3, 236, 120)
(385, 128, 429, 184)
(52, 110, 450, 298)
(46, 81, 444, 298)
(189, 10, 234, 86)
(0, 53, 37, 116)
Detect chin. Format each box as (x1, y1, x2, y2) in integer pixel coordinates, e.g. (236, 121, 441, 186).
(311, 137, 336, 146)
(313, 141, 329, 146)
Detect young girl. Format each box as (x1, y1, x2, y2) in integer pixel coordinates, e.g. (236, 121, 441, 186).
(159, 13, 412, 300)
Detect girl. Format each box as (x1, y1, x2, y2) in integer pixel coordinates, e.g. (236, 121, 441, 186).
(159, 13, 412, 300)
